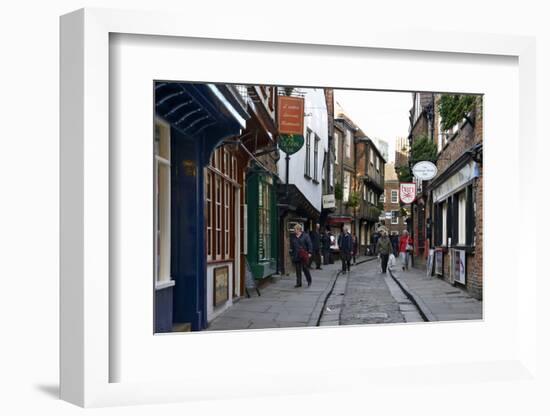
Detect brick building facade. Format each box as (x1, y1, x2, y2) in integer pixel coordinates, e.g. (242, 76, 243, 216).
(381, 163, 407, 236)
(406, 92, 483, 300)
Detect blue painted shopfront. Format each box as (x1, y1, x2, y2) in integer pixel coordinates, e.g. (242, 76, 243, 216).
(155, 82, 249, 331)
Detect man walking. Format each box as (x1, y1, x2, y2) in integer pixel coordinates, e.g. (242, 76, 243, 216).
(338, 226, 352, 273)
(376, 230, 393, 274)
(321, 227, 331, 265)
(309, 223, 322, 270)
(290, 223, 313, 288)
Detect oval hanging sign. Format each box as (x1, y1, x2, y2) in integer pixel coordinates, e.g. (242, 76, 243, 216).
(412, 161, 438, 181)
(278, 134, 304, 155)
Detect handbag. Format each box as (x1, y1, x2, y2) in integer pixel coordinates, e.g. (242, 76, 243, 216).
(406, 243, 413, 252)
(298, 247, 310, 265)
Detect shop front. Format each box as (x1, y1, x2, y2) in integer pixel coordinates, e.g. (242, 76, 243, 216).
(154, 82, 249, 332)
(246, 171, 279, 280)
(431, 159, 480, 292)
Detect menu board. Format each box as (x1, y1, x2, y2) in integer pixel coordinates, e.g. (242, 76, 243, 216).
(214, 266, 229, 307)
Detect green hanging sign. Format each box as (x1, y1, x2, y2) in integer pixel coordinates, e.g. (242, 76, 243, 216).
(278, 134, 304, 155)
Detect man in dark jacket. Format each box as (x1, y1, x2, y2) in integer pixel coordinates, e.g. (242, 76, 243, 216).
(320, 227, 331, 265)
(290, 223, 313, 287)
(308, 223, 322, 270)
(376, 230, 393, 274)
(338, 226, 352, 273)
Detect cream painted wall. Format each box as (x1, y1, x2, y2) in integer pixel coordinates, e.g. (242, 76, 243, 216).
(277, 88, 329, 213)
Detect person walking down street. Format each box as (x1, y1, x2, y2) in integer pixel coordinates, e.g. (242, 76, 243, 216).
(370, 230, 380, 256)
(399, 230, 413, 271)
(321, 227, 331, 265)
(338, 226, 353, 273)
(351, 233, 358, 265)
(390, 233, 399, 256)
(376, 230, 393, 274)
(290, 224, 313, 288)
(308, 223, 323, 270)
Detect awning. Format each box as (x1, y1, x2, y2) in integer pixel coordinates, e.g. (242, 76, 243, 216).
(155, 82, 249, 137)
(277, 184, 320, 220)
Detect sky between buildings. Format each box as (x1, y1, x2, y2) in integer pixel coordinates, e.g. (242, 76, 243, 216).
(333, 89, 413, 163)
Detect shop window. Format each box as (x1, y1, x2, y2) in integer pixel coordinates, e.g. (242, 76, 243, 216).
(206, 171, 212, 260)
(154, 120, 171, 284)
(258, 180, 271, 261)
(442, 203, 447, 246)
(458, 191, 467, 245)
(224, 182, 230, 257)
(215, 176, 222, 259)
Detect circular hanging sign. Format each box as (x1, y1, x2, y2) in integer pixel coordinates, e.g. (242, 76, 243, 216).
(278, 134, 304, 155)
(412, 161, 438, 181)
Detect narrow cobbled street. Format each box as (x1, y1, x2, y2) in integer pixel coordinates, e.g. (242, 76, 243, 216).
(339, 259, 423, 325)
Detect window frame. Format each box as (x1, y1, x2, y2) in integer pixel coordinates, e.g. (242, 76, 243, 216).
(391, 189, 398, 204)
(345, 129, 351, 159)
(391, 210, 399, 225)
(153, 118, 172, 285)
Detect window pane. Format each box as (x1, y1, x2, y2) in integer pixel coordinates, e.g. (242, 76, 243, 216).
(157, 163, 170, 281)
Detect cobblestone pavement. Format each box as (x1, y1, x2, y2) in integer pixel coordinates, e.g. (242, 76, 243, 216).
(340, 259, 410, 325)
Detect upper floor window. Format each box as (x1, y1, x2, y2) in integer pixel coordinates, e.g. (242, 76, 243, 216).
(391, 190, 398, 203)
(370, 148, 374, 165)
(376, 156, 380, 171)
(314, 135, 320, 181)
(343, 171, 351, 202)
(380, 191, 386, 203)
(334, 132, 339, 164)
(304, 129, 312, 178)
(345, 129, 351, 159)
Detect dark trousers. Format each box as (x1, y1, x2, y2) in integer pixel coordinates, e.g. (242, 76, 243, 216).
(309, 250, 322, 269)
(295, 261, 312, 286)
(322, 249, 330, 265)
(341, 253, 351, 272)
(380, 254, 389, 273)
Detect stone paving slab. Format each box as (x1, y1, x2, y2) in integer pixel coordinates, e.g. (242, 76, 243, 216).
(207, 262, 342, 331)
(389, 265, 482, 322)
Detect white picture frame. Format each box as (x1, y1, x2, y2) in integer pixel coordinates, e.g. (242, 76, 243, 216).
(60, 8, 538, 408)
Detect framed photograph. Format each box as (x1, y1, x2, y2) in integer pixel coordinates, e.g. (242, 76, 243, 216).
(60, 7, 537, 408)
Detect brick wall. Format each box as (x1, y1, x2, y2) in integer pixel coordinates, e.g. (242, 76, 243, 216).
(433, 96, 483, 300)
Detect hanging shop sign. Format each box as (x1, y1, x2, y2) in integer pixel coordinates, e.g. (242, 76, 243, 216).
(399, 182, 416, 204)
(278, 96, 305, 135)
(322, 194, 336, 209)
(412, 161, 438, 181)
(278, 134, 304, 155)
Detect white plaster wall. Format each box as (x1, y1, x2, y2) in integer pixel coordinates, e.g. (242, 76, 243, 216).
(278, 88, 328, 213)
(206, 262, 234, 322)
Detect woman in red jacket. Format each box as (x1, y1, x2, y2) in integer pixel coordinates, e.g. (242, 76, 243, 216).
(398, 230, 413, 271)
